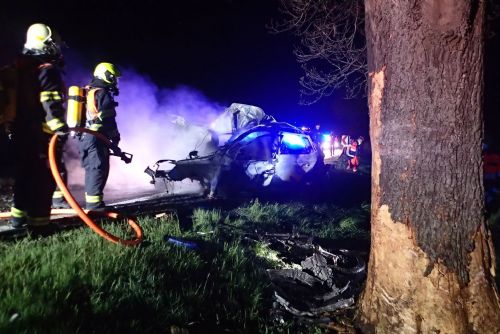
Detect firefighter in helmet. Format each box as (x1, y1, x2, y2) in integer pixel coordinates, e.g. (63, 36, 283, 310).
(346, 138, 359, 172)
(9, 23, 68, 229)
(78, 62, 121, 210)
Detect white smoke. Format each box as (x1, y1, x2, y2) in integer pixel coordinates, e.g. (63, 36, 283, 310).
(64, 68, 225, 201)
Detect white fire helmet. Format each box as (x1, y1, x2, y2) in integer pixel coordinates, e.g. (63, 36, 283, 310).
(24, 23, 62, 56)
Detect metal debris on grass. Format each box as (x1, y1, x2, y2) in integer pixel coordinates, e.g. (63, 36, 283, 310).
(244, 232, 366, 325)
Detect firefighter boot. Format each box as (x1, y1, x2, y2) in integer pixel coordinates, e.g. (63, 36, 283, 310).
(9, 207, 27, 229)
(9, 217, 27, 229)
(52, 190, 71, 209)
(85, 201, 106, 211)
(52, 197, 71, 209)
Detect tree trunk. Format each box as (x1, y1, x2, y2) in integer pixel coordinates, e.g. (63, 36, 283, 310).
(357, 0, 500, 332)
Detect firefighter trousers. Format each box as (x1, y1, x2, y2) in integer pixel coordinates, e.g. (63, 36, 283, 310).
(11, 126, 55, 225)
(78, 134, 110, 209)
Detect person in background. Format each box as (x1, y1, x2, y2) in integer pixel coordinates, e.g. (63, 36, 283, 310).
(79, 62, 121, 210)
(346, 138, 359, 172)
(312, 124, 322, 147)
(329, 131, 336, 157)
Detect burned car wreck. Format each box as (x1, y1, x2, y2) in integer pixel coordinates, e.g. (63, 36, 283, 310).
(145, 103, 325, 197)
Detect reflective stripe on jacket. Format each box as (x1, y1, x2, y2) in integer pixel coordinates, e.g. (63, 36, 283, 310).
(84, 85, 120, 141)
(14, 56, 66, 133)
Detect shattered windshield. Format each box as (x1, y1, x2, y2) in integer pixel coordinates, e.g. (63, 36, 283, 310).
(279, 133, 312, 155)
(229, 133, 277, 161)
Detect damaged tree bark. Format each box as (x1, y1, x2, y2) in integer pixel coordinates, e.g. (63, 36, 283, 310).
(357, 0, 500, 332)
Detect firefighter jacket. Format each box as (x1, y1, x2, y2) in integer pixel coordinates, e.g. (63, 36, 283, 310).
(346, 142, 358, 158)
(85, 78, 120, 143)
(14, 54, 66, 133)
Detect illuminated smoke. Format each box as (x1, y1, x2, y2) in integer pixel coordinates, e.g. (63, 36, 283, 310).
(64, 67, 224, 200)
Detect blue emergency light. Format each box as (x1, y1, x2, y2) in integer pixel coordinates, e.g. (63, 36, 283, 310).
(282, 133, 307, 148)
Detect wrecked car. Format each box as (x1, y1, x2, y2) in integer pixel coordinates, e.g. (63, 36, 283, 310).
(144, 103, 325, 197)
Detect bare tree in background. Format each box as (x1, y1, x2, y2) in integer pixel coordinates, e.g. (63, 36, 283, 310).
(271, 0, 366, 104)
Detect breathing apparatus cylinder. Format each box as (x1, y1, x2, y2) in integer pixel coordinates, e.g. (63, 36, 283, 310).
(66, 86, 85, 129)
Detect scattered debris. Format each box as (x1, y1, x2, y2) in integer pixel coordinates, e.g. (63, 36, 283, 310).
(244, 232, 366, 325)
(164, 236, 199, 250)
(155, 211, 175, 220)
(196, 231, 214, 236)
(9, 313, 20, 323)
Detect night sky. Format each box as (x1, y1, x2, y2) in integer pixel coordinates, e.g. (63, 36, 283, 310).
(1, 1, 498, 145)
(0, 0, 369, 137)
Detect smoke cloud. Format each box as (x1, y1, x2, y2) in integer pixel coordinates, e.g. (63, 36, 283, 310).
(64, 67, 225, 201)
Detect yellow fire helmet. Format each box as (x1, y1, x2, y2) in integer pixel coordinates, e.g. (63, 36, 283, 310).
(24, 23, 62, 56)
(93, 62, 121, 85)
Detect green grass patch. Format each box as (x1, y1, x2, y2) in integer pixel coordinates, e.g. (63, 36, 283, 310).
(0, 200, 370, 333)
(0, 217, 268, 333)
(224, 199, 370, 240)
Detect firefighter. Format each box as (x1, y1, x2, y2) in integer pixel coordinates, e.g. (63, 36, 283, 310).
(79, 62, 121, 210)
(346, 138, 359, 172)
(9, 23, 68, 229)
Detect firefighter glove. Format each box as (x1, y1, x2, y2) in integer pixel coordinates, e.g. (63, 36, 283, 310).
(110, 144, 122, 156)
(110, 135, 120, 147)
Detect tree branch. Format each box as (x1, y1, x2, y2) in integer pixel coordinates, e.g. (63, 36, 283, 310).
(270, 0, 367, 104)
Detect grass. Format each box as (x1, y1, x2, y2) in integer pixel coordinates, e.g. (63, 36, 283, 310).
(0, 201, 370, 334)
(226, 199, 370, 241)
(0, 216, 262, 333)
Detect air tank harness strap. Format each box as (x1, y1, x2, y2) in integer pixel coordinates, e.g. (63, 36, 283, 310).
(86, 87, 102, 122)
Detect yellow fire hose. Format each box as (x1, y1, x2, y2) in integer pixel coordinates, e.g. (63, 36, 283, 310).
(1, 127, 143, 246)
